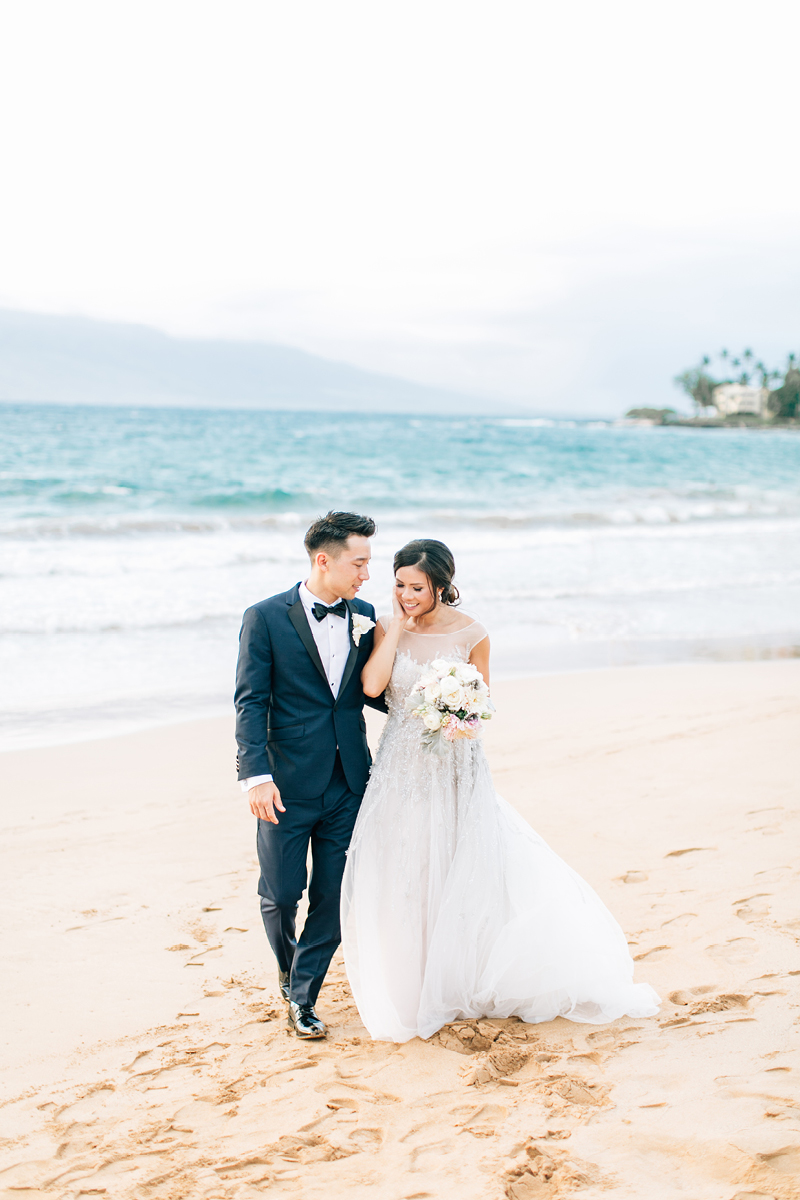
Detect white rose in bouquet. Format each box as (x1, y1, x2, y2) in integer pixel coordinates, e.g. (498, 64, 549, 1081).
(423, 709, 443, 731)
(454, 661, 480, 684)
(424, 683, 442, 705)
(438, 673, 461, 699)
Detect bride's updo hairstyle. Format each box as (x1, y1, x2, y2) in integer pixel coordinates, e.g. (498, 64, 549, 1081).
(393, 539, 460, 606)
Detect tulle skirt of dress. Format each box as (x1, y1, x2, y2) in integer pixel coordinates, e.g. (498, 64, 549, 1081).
(341, 725, 660, 1043)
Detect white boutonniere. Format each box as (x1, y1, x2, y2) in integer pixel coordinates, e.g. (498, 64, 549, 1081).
(351, 613, 376, 647)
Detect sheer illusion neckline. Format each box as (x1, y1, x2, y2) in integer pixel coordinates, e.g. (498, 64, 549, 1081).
(402, 620, 479, 637)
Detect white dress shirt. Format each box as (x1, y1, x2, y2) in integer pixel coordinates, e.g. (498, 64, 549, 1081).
(241, 582, 351, 793)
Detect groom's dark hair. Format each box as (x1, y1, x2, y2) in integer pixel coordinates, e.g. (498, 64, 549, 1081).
(304, 511, 376, 559)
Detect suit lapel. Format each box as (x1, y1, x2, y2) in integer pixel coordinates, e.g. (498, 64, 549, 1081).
(287, 597, 331, 691)
(337, 600, 360, 698)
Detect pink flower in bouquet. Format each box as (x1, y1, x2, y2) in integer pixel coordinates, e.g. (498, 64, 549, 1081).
(440, 714, 459, 742)
(441, 713, 481, 742)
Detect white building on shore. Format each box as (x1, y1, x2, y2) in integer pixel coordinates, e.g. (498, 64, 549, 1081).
(712, 383, 770, 417)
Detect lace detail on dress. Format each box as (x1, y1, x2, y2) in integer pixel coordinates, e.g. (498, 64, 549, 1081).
(350, 638, 481, 854)
(377, 617, 489, 724)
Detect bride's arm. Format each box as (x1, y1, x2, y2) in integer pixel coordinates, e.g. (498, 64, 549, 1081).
(361, 596, 406, 697)
(469, 635, 490, 690)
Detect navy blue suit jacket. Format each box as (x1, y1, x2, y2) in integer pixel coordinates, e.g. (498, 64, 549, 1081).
(234, 583, 383, 797)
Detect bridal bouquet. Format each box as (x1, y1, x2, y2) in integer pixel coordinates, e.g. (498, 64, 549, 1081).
(405, 658, 494, 752)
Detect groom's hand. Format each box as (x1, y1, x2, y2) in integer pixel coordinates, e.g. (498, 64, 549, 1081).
(249, 781, 285, 824)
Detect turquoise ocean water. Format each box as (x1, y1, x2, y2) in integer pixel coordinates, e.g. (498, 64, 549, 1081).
(3, 402, 800, 749)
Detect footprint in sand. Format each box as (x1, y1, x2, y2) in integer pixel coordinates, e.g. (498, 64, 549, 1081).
(567, 1051, 603, 1067)
(706, 937, 759, 964)
(61, 1150, 174, 1192)
(171, 1097, 237, 1133)
(583, 1025, 641, 1053)
(754, 865, 792, 883)
(664, 847, 716, 858)
(323, 1073, 401, 1105)
(450, 1102, 508, 1137)
(688, 993, 750, 1015)
(271, 1132, 355, 1163)
(660, 912, 697, 929)
(298, 1106, 360, 1135)
(549, 1076, 608, 1108)
(735, 894, 772, 924)
(214, 1153, 272, 1184)
(325, 1095, 360, 1112)
(585, 1032, 615, 1050)
(348, 1127, 384, 1150)
(668, 984, 714, 1004)
(53, 1083, 119, 1125)
(408, 1138, 462, 1171)
(633, 944, 670, 962)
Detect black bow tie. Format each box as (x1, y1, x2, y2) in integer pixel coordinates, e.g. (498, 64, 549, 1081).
(312, 600, 347, 622)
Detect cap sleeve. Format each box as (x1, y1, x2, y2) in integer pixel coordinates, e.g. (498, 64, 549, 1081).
(465, 620, 488, 655)
(378, 614, 393, 632)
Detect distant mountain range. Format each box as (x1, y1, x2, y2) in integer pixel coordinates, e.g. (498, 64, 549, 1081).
(0, 308, 505, 414)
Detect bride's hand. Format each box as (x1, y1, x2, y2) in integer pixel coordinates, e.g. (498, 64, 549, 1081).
(391, 588, 407, 624)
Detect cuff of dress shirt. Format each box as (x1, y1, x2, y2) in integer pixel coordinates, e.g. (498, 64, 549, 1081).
(241, 774, 273, 792)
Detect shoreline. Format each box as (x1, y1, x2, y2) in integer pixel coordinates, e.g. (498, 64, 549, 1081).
(5, 633, 800, 755)
(4, 395, 800, 426)
(2, 659, 800, 1196)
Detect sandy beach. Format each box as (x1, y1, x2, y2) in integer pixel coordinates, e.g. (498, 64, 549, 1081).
(2, 659, 800, 1199)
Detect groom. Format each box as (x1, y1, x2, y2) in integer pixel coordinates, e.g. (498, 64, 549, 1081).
(234, 511, 383, 1039)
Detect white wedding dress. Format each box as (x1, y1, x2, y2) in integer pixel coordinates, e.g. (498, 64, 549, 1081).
(340, 619, 661, 1043)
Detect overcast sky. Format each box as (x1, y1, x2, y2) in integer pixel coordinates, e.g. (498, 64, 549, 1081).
(1, 0, 798, 413)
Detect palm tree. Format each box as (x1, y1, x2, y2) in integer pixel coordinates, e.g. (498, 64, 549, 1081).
(768, 353, 800, 418)
(674, 359, 720, 409)
(675, 348, 799, 418)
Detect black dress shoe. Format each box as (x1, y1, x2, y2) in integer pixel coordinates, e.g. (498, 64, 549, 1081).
(278, 970, 291, 1004)
(287, 1001, 327, 1039)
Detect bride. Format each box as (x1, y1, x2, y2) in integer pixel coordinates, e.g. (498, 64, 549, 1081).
(340, 538, 660, 1043)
